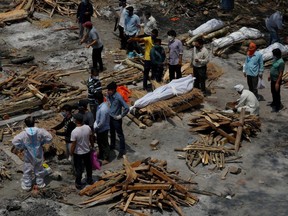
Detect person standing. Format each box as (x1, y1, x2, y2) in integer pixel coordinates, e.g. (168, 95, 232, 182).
(150, 38, 166, 83)
(81, 21, 104, 72)
(243, 42, 264, 99)
(70, 113, 94, 189)
(167, 30, 183, 81)
(265, 11, 288, 44)
(124, 6, 141, 53)
(191, 38, 209, 94)
(87, 67, 102, 120)
(233, 84, 260, 115)
(107, 82, 129, 159)
(118, 0, 127, 49)
(51, 104, 76, 157)
(94, 92, 110, 165)
(76, 0, 93, 40)
(128, 29, 158, 90)
(12, 116, 53, 191)
(77, 99, 94, 130)
(268, 48, 284, 112)
(141, 12, 157, 36)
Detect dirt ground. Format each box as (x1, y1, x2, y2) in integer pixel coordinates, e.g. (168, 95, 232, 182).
(1, 0, 288, 216)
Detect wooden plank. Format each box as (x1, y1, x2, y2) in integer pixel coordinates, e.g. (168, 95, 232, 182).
(235, 108, 245, 152)
(123, 192, 135, 212)
(79, 180, 105, 196)
(124, 183, 171, 191)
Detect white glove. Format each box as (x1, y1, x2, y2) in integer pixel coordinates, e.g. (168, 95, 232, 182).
(114, 115, 122, 120)
(93, 121, 98, 130)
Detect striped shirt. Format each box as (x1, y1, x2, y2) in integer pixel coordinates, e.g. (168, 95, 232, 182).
(87, 76, 102, 105)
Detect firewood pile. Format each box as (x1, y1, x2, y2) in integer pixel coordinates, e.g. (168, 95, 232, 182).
(0, 66, 86, 119)
(177, 110, 261, 170)
(130, 88, 204, 128)
(79, 156, 198, 215)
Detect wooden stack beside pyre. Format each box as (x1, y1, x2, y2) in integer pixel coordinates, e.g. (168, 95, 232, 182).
(177, 110, 261, 170)
(79, 156, 198, 216)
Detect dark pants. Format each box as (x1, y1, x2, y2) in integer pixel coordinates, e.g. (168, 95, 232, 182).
(152, 64, 164, 82)
(110, 118, 125, 154)
(247, 75, 258, 97)
(92, 46, 103, 71)
(97, 130, 110, 161)
(118, 25, 125, 49)
(89, 103, 98, 122)
(169, 64, 182, 81)
(271, 80, 281, 110)
(73, 152, 92, 185)
(193, 65, 207, 93)
(143, 60, 152, 89)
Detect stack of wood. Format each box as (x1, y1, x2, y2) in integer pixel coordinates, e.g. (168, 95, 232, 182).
(79, 156, 198, 216)
(178, 110, 261, 169)
(130, 88, 204, 128)
(0, 66, 86, 118)
(0, 162, 11, 181)
(282, 72, 288, 84)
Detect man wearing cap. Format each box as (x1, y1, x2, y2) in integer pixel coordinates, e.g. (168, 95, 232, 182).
(243, 42, 264, 99)
(70, 113, 94, 189)
(76, 0, 93, 39)
(124, 6, 141, 53)
(106, 82, 129, 159)
(81, 21, 104, 72)
(233, 84, 259, 115)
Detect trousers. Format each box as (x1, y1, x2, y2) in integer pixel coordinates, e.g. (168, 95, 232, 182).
(92, 46, 103, 71)
(110, 118, 126, 154)
(73, 152, 92, 185)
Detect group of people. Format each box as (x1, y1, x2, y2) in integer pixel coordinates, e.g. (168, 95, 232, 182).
(13, 73, 130, 190)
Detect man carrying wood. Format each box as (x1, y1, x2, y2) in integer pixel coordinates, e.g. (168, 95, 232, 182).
(233, 84, 259, 115)
(128, 29, 158, 90)
(76, 0, 93, 40)
(81, 21, 104, 72)
(191, 38, 209, 95)
(94, 92, 110, 165)
(243, 42, 264, 100)
(107, 82, 129, 160)
(167, 30, 183, 81)
(70, 113, 94, 189)
(12, 116, 53, 191)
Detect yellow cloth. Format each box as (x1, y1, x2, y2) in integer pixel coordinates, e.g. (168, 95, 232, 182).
(143, 36, 153, 61)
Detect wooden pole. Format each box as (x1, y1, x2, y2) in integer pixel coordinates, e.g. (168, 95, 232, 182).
(234, 108, 245, 152)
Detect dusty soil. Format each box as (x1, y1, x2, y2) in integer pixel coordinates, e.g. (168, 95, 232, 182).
(1, 0, 288, 216)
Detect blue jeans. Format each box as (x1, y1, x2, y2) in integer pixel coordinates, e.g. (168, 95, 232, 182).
(110, 118, 126, 154)
(269, 28, 279, 45)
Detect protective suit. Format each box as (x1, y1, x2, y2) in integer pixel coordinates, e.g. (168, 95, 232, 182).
(12, 127, 52, 189)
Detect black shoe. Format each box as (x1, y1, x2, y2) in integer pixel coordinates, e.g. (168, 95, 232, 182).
(75, 183, 85, 190)
(86, 178, 94, 185)
(117, 153, 125, 160)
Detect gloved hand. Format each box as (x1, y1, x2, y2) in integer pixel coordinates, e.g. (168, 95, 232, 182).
(114, 115, 122, 120)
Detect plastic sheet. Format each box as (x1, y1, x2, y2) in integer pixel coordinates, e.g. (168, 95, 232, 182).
(188, 19, 224, 36)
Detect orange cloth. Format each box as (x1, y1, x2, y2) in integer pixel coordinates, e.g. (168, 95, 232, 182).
(247, 42, 257, 57)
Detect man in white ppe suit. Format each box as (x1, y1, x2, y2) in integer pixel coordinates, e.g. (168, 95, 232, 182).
(12, 116, 52, 191)
(234, 84, 260, 115)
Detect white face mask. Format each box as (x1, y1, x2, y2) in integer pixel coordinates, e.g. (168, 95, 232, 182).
(168, 36, 173, 41)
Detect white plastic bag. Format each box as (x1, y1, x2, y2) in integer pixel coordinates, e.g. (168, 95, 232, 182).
(257, 78, 265, 89)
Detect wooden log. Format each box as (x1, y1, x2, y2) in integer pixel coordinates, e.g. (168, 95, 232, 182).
(127, 113, 146, 129)
(27, 84, 48, 103)
(234, 108, 245, 152)
(10, 56, 34, 64)
(79, 180, 105, 196)
(123, 59, 144, 71)
(124, 183, 171, 191)
(203, 26, 229, 41)
(123, 192, 135, 212)
(0, 9, 28, 23)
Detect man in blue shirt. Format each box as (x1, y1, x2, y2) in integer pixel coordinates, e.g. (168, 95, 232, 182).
(107, 82, 129, 159)
(243, 42, 264, 99)
(94, 92, 110, 164)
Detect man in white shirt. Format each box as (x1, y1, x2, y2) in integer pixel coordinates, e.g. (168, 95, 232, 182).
(70, 113, 94, 189)
(233, 84, 260, 115)
(141, 12, 157, 36)
(118, 0, 127, 49)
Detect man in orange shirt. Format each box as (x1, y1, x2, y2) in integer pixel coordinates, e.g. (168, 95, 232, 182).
(128, 29, 158, 90)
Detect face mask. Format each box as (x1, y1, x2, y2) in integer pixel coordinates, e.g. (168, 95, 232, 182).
(168, 36, 173, 41)
(92, 76, 98, 79)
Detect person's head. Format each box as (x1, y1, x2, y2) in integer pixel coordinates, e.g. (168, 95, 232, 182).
(61, 104, 73, 118)
(247, 42, 257, 57)
(154, 38, 162, 45)
(73, 113, 83, 125)
(272, 48, 282, 60)
(194, 38, 204, 50)
(94, 91, 104, 104)
(234, 84, 244, 94)
(78, 99, 88, 113)
(119, 0, 126, 7)
(151, 29, 158, 40)
(126, 6, 134, 17)
(145, 11, 151, 19)
(83, 21, 93, 30)
(167, 30, 176, 41)
(82, 0, 89, 4)
(24, 116, 35, 127)
(107, 81, 117, 95)
(91, 67, 99, 78)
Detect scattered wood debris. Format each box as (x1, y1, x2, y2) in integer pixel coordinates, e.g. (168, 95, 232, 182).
(0, 163, 11, 181)
(79, 156, 198, 216)
(176, 110, 261, 170)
